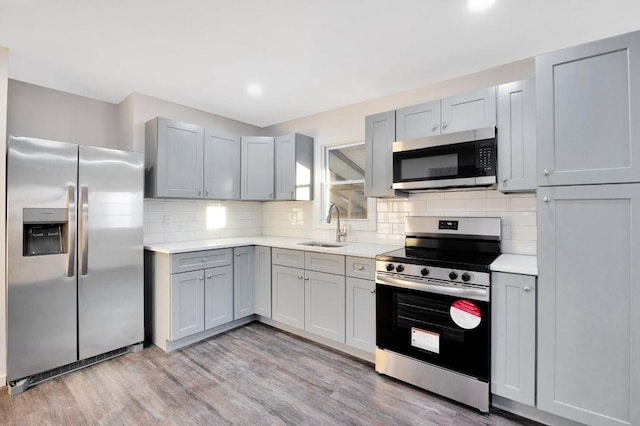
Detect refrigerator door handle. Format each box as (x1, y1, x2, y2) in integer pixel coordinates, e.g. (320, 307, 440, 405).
(79, 186, 89, 276)
(67, 185, 76, 277)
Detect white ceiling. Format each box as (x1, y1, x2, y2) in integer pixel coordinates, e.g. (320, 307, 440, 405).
(1, 0, 640, 127)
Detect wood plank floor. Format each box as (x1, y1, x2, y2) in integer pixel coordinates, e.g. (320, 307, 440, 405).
(0, 322, 537, 425)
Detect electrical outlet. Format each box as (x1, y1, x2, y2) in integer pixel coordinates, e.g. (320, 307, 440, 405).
(163, 215, 172, 229)
(289, 212, 297, 224)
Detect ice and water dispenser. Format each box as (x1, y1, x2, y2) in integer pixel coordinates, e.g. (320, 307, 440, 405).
(23, 208, 68, 256)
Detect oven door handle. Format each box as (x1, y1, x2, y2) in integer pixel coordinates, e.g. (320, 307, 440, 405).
(376, 274, 489, 302)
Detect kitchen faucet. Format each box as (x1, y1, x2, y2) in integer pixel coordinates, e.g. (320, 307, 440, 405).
(326, 203, 347, 242)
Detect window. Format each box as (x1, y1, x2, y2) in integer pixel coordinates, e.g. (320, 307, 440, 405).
(323, 142, 368, 221)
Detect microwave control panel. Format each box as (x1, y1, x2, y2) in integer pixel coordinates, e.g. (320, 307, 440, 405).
(476, 140, 496, 175)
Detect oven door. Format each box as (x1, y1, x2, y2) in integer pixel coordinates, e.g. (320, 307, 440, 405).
(376, 276, 490, 381)
(392, 139, 496, 190)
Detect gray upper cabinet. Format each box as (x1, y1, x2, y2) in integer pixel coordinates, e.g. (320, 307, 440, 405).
(537, 31, 640, 186)
(233, 246, 255, 320)
(365, 110, 402, 198)
(491, 272, 536, 406)
(441, 87, 496, 134)
(537, 184, 640, 425)
(204, 130, 241, 200)
(146, 117, 204, 198)
(275, 133, 314, 201)
(497, 79, 537, 192)
(395, 100, 441, 140)
(241, 136, 275, 200)
(146, 117, 241, 200)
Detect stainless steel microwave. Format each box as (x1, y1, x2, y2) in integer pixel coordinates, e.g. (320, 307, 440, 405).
(392, 127, 497, 191)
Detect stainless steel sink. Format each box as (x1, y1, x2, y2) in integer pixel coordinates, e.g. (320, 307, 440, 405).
(297, 241, 346, 248)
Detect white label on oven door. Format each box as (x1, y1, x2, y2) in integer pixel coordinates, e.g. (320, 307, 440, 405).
(411, 327, 440, 354)
(450, 299, 482, 329)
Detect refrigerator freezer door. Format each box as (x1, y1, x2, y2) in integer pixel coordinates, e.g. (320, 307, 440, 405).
(77, 145, 144, 359)
(7, 137, 79, 382)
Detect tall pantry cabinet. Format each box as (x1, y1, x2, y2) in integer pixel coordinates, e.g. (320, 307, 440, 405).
(536, 30, 640, 426)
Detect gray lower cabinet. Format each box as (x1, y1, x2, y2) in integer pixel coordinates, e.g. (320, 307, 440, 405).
(364, 110, 399, 198)
(271, 264, 305, 330)
(491, 272, 536, 406)
(233, 246, 255, 320)
(241, 136, 275, 200)
(345, 277, 375, 353)
(345, 256, 376, 353)
(497, 79, 537, 192)
(537, 184, 640, 425)
(274, 133, 314, 200)
(204, 265, 233, 329)
(537, 30, 640, 186)
(304, 270, 345, 342)
(170, 269, 205, 340)
(254, 246, 272, 318)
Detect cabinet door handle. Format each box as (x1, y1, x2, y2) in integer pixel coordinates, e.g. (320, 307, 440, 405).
(501, 178, 507, 182)
(198, 190, 202, 195)
(523, 286, 531, 292)
(205, 190, 209, 196)
(442, 121, 448, 128)
(432, 124, 438, 131)
(543, 196, 550, 203)
(358, 266, 365, 271)
(202, 258, 207, 262)
(542, 169, 549, 176)
(297, 275, 303, 280)
(370, 289, 376, 294)
(207, 275, 212, 279)
(290, 191, 294, 197)
(304, 277, 310, 281)
(236, 253, 241, 256)
(198, 276, 204, 280)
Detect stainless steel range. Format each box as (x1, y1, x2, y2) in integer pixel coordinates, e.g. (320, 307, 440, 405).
(375, 216, 501, 412)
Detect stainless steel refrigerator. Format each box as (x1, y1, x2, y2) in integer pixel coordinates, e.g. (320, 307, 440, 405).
(6, 136, 144, 392)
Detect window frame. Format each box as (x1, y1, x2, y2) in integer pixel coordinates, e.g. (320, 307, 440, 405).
(319, 141, 376, 231)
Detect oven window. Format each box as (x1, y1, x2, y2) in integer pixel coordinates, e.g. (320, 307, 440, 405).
(399, 153, 458, 180)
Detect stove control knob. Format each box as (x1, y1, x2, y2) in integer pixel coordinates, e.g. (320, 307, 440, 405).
(386, 263, 395, 272)
(449, 271, 458, 280)
(395, 264, 405, 273)
(461, 272, 471, 282)
(420, 268, 430, 276)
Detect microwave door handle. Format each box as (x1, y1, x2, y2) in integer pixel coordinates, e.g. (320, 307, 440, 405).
(67, 185, 76, 277)
(79, 186, 89, 276)
(376, 273, 489, 301)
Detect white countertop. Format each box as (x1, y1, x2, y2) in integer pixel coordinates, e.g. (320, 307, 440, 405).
(145, 236, 402, 259)
(490, 254, 538, 276)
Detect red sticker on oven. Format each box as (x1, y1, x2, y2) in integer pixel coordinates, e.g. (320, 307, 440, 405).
(450, 299, 482, 329)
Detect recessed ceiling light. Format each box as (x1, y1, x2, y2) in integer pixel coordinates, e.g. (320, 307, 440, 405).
(468, 0, 495, 12)
(247, 84, 263, 96)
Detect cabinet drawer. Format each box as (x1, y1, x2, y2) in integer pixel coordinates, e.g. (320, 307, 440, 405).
(272, 248, 305, 268)
(305, 251, 345, 275)
(170, 248, 233, 274)
(345, 257, 375, 280)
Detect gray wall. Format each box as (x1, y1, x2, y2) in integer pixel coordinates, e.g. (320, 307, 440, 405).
(7, 80, 121, 149)
(0, 46, 9, 385)
(122, 92, 263, 153)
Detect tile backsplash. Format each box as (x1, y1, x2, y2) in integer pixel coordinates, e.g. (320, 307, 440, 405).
(144, 199, 263, 244)
(262, 189, 537, 256)
(146, 189, 537, 256)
